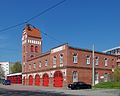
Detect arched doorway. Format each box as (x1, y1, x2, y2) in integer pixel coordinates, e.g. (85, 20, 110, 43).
(29, 75, 33, 85)
(35, 74, 40, 86)
(54, 71, 63, 87)
(43, 73, 49, 86)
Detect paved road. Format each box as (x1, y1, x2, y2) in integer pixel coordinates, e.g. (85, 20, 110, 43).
(0, 88, 78, 96)
(0, 84, 120, 96)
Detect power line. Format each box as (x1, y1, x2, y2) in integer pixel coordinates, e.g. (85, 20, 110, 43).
(41, 30, 63, 43)
(0, 0, 66, 43)
(26, 0, 66, 23)
(0, 0, 66, 33)
(0, 22, 26, 33)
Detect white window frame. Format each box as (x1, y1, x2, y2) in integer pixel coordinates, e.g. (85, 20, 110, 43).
(95, 57, 99, 65)
(104, 58, 108, 66)
(45, 60, 48, 67)
(39, 61, 42, 67)
(53, 56, 57, 65)
(86, 56, 90, 64)
(33, 63, 36, 69)
(72, 71, 78, 82)
(60, 54, 63, 64)
(73, 54, 78, 64)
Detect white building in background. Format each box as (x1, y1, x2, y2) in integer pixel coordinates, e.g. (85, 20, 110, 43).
(104, 46, 120, 66)
(0, 62, 15, 79)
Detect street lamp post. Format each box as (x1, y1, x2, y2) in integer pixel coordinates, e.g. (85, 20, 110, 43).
(92, 44, 95, 86)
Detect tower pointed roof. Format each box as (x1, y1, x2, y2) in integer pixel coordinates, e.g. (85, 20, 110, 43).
(24, 24, 41, 38)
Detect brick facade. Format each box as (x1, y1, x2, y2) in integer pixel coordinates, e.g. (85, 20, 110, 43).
(22, 24, 117, 88)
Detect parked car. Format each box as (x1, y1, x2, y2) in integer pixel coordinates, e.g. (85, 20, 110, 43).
(2, 80, 11, 85)
(68, 81, 91, 90)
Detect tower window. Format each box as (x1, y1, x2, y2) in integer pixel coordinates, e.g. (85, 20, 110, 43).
(31, 45, 34, 52)
(30, 55, 34, 58)
(35, 46, 38, 53)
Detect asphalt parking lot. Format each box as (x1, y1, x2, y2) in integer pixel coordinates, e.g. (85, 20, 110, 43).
(0, 84, 120, 96)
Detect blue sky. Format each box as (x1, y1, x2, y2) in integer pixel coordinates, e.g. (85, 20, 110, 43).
(0, 0, 120, 62)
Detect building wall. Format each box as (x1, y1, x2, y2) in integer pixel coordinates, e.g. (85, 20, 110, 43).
(0, 62, 9, 78)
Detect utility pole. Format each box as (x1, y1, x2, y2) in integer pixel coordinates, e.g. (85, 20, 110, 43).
(92, 44, 95, 86)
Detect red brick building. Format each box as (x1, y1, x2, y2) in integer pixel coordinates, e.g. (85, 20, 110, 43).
(22, 24, 117, 88)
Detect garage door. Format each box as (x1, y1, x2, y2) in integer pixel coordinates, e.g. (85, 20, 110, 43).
(54, 71, 63, 87)
(35, 74, 40, 86)
(43, 73, 49, 86)
(29, 75, 33, 85)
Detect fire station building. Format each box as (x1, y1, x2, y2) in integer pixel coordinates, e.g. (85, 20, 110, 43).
(22, 24, 117, 88)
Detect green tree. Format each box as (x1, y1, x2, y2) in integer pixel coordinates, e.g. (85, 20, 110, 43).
(111, 66, 120, 81)
(11, 61, 22, 73)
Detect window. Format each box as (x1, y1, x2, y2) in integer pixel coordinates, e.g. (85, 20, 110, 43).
(72, 71, 78, 82)
(117, 62, 120, 66)
(53, 56, 57, 65)
(39, 61, 42, 67)
(86, 56, 90, 64)
(60, 54, 63, 64)
(45, 60, 48, 66)
(95, 57, 99, 65)
(117, 56, 120, 60)
(31, 45, 34, 52)
(29, 64, 31, 70)
(23, 46, 25, 52)
(104, 73, 108, 82)
(104, 58, 108, 66)
(35, 46, 38, 53)
(95, 72, 99, 84)
(23, 56, 25, 62)
(73, 54, 78, 64)
(30, 55, 34, 58)
(33, 63, 36, 69)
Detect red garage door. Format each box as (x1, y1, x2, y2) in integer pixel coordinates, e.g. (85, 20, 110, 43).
(17, 76, 22, 84)
(43, 73, 49, 86)
(54, 71, 63, 87)
(35, 74, 40, 86)
(29, 75, 33, 85)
